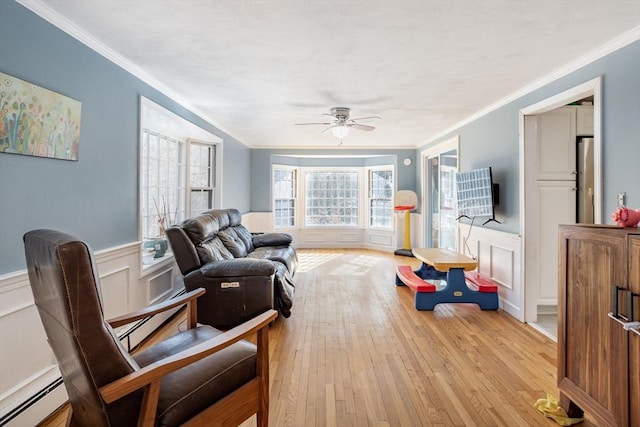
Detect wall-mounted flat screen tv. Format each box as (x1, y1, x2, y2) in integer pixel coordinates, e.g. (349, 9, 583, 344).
(455, 167, 497, 220)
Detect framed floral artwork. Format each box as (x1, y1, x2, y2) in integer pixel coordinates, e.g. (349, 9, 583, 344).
(0, 72, 82, 160)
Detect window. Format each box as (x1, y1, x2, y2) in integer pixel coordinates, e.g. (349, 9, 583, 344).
(189, 141, 215, 216)
(140, 129, 186, 240)
(368, 168, 393, 228)
(305, 170, 359, 226)
(139, 97, 222, 267)
(273, 168, 296, 228)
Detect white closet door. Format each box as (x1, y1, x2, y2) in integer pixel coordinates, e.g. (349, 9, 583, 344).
(536, 181, 576, 305)
(536, 107, 577, 181)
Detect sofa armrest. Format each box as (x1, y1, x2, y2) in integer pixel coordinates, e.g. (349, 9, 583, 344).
(252, 233, 293, 248)
(201, 258, 275, 278)
(166, 227, 201, 275)
(184, 262, 275, 329)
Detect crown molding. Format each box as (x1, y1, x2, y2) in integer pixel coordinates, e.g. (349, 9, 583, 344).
(15, 0, 239, 143)
(420, 25, 640, 148)
(15, 1, 639, 151)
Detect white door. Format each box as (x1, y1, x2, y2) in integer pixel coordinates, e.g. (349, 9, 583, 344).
(536, 107, 577, 181)
(535, 181, 576, 306)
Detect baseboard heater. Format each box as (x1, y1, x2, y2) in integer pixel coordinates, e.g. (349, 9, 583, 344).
(0, 289, 186, 426)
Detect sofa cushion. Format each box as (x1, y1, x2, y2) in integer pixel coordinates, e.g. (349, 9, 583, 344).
(218, 227, 249, 258)
(209, 209, 230, 230)
(252, 233, 293, 248)
(226, 208, 243, 227)
(247, 246, 297, 274)
(233, 225, 255, 253)
(197, 237, 234, 263)
(182, 213, 220, 245)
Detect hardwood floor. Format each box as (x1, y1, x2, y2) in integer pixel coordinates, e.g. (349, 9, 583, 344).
(40, 249, 597, 426)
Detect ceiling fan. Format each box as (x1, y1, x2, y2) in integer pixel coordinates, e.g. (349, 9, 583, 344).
(295, 107, 381, 139)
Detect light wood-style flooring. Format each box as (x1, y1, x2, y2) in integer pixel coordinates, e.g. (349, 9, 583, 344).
(41, 249, 596, 426)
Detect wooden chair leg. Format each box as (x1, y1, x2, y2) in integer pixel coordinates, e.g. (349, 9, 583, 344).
(256, 326, 269, 427)
(65, 408, 78, 427)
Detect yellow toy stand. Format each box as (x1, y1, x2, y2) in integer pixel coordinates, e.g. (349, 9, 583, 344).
(394, 190, 417, 257)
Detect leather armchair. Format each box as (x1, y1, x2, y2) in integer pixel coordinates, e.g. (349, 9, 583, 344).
(24, 229, 277, 427)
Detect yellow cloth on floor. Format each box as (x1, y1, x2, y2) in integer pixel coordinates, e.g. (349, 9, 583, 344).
(534, 394, 584, 426)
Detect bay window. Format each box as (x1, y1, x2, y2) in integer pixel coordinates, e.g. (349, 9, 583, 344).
(305, 170, 359, 226)
(272, 165, 394, 230)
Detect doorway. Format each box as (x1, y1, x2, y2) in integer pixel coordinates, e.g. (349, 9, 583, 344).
(422, 136, 459, 250)
(519, 77, 602, 339)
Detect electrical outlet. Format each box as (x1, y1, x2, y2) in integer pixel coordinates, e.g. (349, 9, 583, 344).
(617, 192, 626, 207)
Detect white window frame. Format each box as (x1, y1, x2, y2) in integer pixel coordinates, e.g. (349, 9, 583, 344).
(299, 167, 364, 228)
(187, 139, 217, 216)
(366, 165, 395, 230)
(272, 165, 400, 231)
(139, 97, 222, 270)
(140, 129, 186, 242)
(272, 165, 298, 229)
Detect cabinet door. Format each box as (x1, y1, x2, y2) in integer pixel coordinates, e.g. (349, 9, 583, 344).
(631, 332, 639, 427)
(536, 107, 577, 180)
(630, 236, 640, 426)
(576, 106, 595, 136)
(629, 235, 640, 296)
(558, 226, 628, 426)
(536, 182, 576, 305)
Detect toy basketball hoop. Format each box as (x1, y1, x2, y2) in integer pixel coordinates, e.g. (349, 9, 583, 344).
(394, 190, 417, 257)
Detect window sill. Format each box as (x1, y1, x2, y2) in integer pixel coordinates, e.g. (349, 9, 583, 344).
(141, 251, 174, 277)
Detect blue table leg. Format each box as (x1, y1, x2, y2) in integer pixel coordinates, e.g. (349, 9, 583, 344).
(415, 263, 447, 281)
(413, 267, 498, 311)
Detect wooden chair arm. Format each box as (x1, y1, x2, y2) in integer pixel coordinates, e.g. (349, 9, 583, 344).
(99, 309, 278, 404)
(107, 288, 205, 329)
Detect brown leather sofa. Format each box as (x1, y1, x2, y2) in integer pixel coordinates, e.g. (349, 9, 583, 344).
(167, 208, 297, 329)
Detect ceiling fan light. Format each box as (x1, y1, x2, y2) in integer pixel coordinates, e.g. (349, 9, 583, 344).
(331, 125, 349, 139)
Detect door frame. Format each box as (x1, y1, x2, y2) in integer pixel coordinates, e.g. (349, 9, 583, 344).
(420, 135, 459, 249)
(519, 77, 602, 323)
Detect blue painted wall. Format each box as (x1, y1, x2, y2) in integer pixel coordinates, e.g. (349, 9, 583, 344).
(0, 1, 251, 274)
(418, 39, 640, 235)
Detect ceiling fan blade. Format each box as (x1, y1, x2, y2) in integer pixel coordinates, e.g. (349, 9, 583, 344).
(349, 116, 381, 121)
(294, 122, 333, 126)
(349, 123, 375, 131)
(321, 125, 337, 134)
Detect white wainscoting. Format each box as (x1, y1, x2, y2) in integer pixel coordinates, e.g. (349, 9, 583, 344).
(0, 241, 184, 426)
(242, 212, 398, 253)
(458, 224, 523, 321)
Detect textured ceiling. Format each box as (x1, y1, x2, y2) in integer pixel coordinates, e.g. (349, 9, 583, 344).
(24, 0, 640, 148)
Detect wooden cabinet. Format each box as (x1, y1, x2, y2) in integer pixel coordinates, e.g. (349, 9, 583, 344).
(558, 225, 640, 427)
